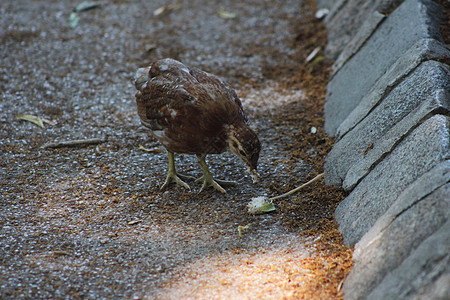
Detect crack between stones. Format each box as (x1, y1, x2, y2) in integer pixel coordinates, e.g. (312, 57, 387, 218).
(337, 54, 446, 142)
(392, 179, 449, 225)
(348, 107, 450, 191)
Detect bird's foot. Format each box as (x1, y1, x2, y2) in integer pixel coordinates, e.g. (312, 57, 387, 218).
(195, 175, 236, 194)
(160, 172, 195, 191)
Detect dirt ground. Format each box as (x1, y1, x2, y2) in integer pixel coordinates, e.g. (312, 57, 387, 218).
(1, 0, 351, 299)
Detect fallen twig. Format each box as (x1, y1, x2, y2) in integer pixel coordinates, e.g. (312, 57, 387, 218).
(247, 172, 326, 214)
(269, 172, 326, 201)
(43, 138, 105, 149)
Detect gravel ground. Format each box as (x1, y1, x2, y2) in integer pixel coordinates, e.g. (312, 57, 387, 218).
(1, 0, 349, 298)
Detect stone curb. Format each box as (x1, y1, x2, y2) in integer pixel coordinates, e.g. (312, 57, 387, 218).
(368, 219, 450, 299)
(344, 161, 450, 299)
(331, 11, 386, 77)
(319, 0, 450, 298)
(325, 61, 450, 187)
(335, 114, 449, 246)
(343, 88, 450, 191)
(336, 39, 450, 139)
(323, 0, 443, 135)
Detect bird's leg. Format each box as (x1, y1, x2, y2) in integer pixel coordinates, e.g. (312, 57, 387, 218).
(160, 152, 195, 191)
(195, 154, 235, 194)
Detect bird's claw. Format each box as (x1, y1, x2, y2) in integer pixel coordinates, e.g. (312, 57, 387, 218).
(196, 176, 236, 194)
(177, 173, 196, 181)
(160, 172, 193, 191)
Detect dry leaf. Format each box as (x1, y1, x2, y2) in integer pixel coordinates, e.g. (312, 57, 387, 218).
(15, 114, 44, 128)
(218, 8, 236, 19)
(139, 145, 164, 153)
(238, 224, 250, 237)
(310, 56, 325, 66)
(42, 118, 58, 126)
(70, 1, 103, 28)
(153, 3, 181, 17)
(153, 6, 166, 16)
(128, 220, 142, 225)
(75, 1, 102, 13)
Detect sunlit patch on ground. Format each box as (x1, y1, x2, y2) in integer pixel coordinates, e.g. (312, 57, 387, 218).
(156, 241, 312, 299)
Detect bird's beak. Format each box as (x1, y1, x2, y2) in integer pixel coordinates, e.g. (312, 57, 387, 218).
(248, 166, 259, 183)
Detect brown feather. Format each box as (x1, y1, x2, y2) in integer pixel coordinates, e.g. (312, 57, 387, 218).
(135, 58, 260, 169)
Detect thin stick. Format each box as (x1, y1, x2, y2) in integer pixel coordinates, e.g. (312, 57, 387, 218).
(269, 172, 326, 201)
(43, 138, 105, 149)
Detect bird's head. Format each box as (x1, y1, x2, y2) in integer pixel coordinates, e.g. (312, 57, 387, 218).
(227, 123, 261, 183)
(134, 66, 151, 91)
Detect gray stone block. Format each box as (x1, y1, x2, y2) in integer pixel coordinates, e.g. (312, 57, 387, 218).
(323, 0, 347, 23)
(315, 0, 338, 11)
(337, 39, 450, 138)
(331, 11, 386, 76)
(343, 88, 450, 191)
(324, 0, 443, 135)
(367, 220, 450, 300)
(325, 61, 450, 187)
(410, 272, 450, 300)
(356, 160, 450, 251)
(342, 181, 450, 299)
(323, 0, 404, 60)
(335, 115, 450, 246)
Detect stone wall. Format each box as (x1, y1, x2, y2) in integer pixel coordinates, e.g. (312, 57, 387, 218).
(318, 0, 449, 298)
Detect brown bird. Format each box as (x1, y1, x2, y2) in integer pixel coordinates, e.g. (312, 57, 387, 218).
(134, 58, 261, 193)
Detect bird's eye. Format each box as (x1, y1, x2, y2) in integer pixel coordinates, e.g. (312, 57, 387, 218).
(239, 150, 246, 156)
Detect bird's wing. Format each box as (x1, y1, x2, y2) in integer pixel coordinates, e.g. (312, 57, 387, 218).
(135, 77, 196, 131)
(185, 67, 248, 124)
(135, 58, 247, 132)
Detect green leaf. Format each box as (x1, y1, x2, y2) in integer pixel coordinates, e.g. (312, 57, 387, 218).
(257, 202, 276, 212)
(247, 196, 276, 214)
(69, 12, 79, 28)
(311, 56, 325, 66)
